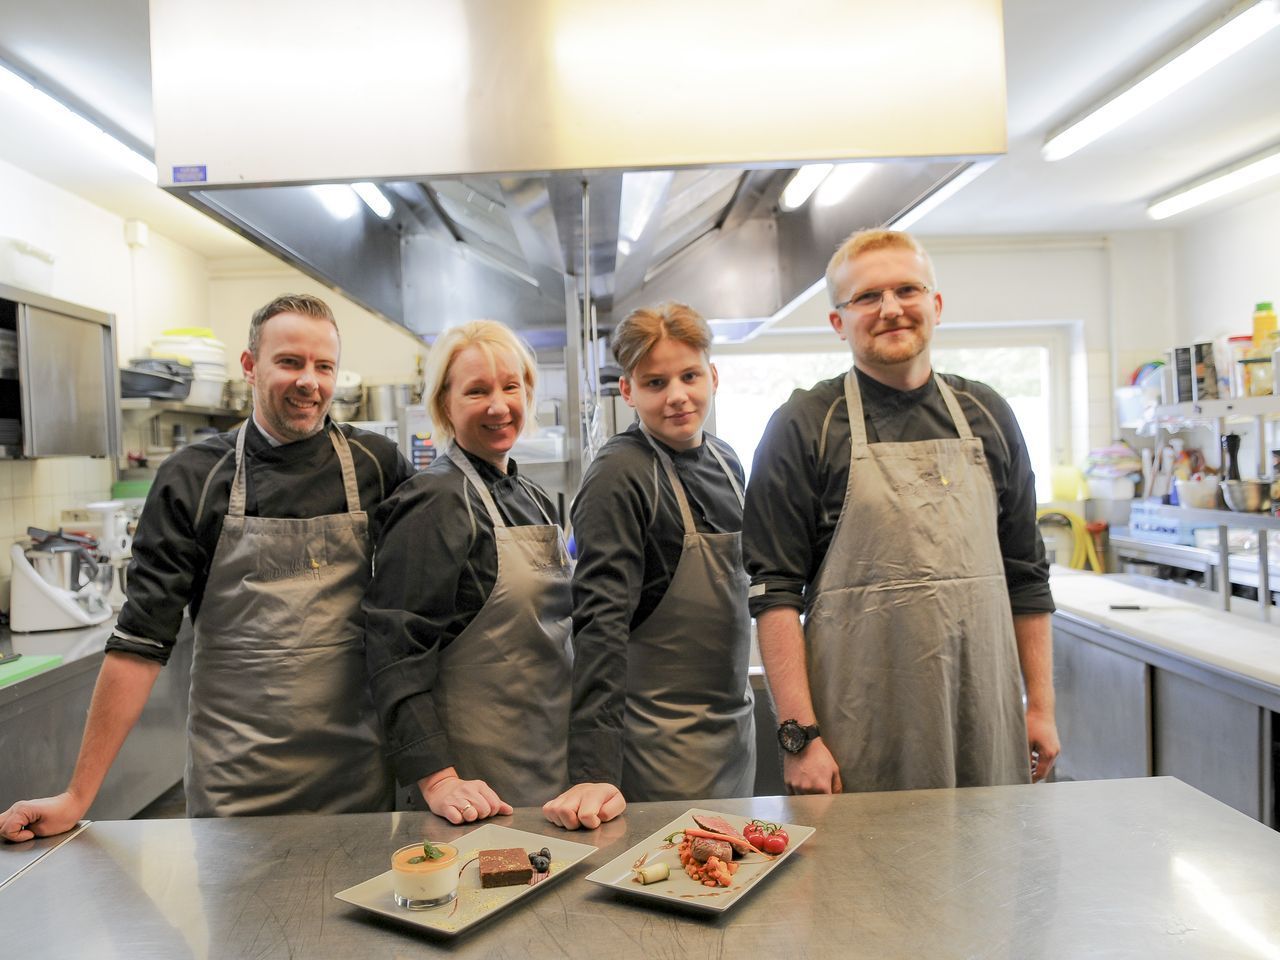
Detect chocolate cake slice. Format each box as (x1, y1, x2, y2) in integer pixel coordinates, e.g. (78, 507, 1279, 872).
(478, 847, 534, 888)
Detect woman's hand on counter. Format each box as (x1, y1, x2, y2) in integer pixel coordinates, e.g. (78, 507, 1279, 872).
(0, 792, 86, 843)
(542, 782, 626, 830)
(418, 769, 513, 824)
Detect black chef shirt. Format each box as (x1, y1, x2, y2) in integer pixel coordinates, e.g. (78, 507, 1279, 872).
(363, 448, 560, 786)
(107, 419, 413, 664)
(743, 368, 1053, 618)
(568, 423, 746, 785)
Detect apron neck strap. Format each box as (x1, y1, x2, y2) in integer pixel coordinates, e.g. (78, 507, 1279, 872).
(329, 425, 363, 512)
(229, 421, 362, 519)
(640, 428, 697, 535)
(843, 370, 870, 461)
(447, 442, 506, 528)
(704, 441, 745, 507)
(934, 375, 974, 440)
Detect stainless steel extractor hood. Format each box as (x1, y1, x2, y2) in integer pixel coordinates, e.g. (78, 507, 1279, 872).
(150, 0, 1007, 345)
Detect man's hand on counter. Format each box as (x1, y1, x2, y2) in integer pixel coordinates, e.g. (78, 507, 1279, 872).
(1027, 709, 1060, 783)
(542, 782, 626, 830)
(784, 739, 843, 795)
(0, 792, 86, 843)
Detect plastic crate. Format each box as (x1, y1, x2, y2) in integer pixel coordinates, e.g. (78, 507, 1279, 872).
(1128, 499, 1215, 546)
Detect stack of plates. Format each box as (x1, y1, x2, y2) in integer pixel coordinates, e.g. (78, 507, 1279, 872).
(0, 418, 20, 445)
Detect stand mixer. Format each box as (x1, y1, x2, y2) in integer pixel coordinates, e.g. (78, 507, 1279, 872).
(9, 528, 113, 632)
(85, 500, 132, 611)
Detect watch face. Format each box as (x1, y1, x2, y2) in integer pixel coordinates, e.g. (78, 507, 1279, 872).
(778, 722, 806, 754)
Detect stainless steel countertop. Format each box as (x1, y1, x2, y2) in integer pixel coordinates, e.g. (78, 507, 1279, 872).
(3, 777, 1279, 958)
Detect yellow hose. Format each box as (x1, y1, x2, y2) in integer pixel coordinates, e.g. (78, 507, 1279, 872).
(1037, 508, 1104, 573)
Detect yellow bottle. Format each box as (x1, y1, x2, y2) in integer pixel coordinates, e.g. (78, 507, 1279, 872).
(1253, 301, 1277, 350)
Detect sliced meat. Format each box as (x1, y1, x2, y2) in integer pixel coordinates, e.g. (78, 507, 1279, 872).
(689, 837, 733, 864)
(692, 813, 745, 841)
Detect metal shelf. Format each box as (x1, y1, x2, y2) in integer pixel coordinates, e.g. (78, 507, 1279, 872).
(120, 398, 247, 424)
(1151, 396, 1280, 423)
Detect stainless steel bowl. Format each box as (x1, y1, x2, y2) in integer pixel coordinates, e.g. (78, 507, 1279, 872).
(333, 384, 363, 403)
(1220, 479, 1271, 512)
(329, 398, 362, 422)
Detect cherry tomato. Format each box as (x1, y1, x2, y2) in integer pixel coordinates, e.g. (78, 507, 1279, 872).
(771, 828, 789, 846)
(761, 834, 787, 855)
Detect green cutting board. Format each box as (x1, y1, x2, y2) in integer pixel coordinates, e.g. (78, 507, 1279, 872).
(0, 654, 63, 688)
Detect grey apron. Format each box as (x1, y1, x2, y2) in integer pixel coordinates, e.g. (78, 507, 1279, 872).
(621, 434, 756, 801)
(433, 443, 573, 808)
(805, 371, 1028, 793)
(185, 423, 393, 816)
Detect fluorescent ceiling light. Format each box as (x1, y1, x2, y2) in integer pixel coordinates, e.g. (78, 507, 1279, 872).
(779, 163, 833, 211)
(888, 160, 996, 230)
(311, 184, 360, 221)
(814, 163, 877, 208)
(1148, 142, 1280, 219)
(352, 182, 393, 219)
(1043, 0, 1280, 162)
(0, 60, 157, 182)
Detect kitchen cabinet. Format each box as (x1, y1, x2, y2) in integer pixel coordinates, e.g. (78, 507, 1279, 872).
(1050, 569, 1278, 827)
(0, 283, 119, 459)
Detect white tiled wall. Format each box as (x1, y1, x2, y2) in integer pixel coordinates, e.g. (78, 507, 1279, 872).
(0, 457, 115, 610)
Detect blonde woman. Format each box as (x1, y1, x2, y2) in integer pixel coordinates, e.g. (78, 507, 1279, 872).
(363, 320, 572, 823)
(544, 302, 755, 831)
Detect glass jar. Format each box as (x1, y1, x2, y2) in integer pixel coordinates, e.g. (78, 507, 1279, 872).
(1243, 356, 1273, 396)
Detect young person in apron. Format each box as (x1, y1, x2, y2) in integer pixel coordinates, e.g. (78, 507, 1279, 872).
(364, 320, 573, 824)
(744, 230, 1058, 798)
(544, 302, 755, 831)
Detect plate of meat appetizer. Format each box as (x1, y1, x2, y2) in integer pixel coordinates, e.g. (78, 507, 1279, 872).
(584, 809, 814, 914)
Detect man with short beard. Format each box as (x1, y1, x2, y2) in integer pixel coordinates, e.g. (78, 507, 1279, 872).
(743, 229, 1058, 798)
(1, 294, 415, 840)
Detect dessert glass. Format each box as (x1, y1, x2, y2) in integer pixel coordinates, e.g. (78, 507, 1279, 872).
(391, 842, 460, 909)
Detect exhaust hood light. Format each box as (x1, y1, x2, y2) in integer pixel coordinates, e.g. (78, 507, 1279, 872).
(311, 184, 360, 221)
(459, 244, 540, 288)
(887, 160, 995, 230)
(779, 164, 834, 211)
(1042, 0, 1280, 162)
(352, 182, 394, 219)
(814, 163, 876, 208)
(1147, 142, 1280, 220)
(0, 59, 157, 183)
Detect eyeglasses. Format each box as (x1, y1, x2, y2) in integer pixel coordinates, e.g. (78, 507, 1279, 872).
(834, 283, 931, 312)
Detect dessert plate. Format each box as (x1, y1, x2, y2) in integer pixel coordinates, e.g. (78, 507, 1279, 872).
(584, 807, 814, 914)
(335, 823, 595, 937)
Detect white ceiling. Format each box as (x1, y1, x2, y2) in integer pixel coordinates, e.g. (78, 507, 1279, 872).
(0, 0, 1278, 255)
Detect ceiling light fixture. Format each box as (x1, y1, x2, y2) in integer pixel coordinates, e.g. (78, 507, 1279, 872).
(779, 163, 834, 211)
(887, 160, 996, 230)
(1147, 142, 1280, 220)
(814, 163, 877, 208)
(352, 182, 394, 219)
(310, 184, 360, 221)
(1042, 0, 1280, 162)
(0, 59, 157, 183)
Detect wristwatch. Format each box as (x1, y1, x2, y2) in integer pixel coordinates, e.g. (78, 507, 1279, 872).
(777, 719, 820, 755)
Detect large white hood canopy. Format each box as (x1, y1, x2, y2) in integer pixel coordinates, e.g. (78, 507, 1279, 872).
(150, 0, 1007, 341)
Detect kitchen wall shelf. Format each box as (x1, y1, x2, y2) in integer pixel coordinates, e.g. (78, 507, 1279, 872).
(120, 397, 247, 426)
(1151, 395, 1280, 423)
(1132, 502, 1280, 622)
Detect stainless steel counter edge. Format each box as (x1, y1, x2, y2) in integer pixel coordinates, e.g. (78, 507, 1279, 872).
(0, 821, 89, 891)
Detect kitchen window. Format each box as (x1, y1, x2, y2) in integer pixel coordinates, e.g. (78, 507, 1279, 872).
(713, 332, 1063, 502)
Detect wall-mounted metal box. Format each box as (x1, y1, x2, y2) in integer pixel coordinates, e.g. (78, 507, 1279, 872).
(0, 283, 119, 459)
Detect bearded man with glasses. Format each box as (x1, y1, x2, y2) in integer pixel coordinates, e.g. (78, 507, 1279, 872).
(743, 229, 1058, 797)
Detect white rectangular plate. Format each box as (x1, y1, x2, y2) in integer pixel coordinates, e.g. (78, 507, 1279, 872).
(334, 823, 596, 937)
(584, 807, 814, 914)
